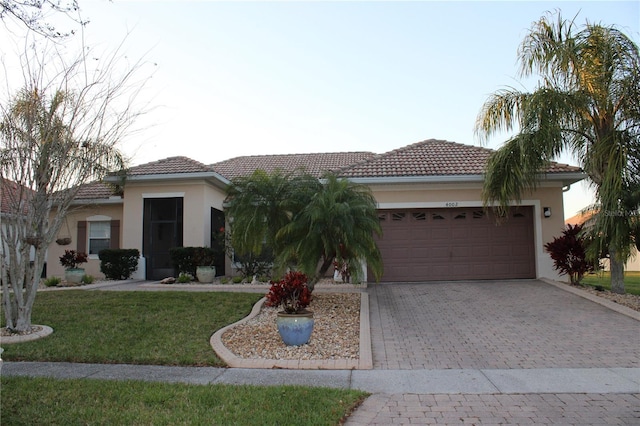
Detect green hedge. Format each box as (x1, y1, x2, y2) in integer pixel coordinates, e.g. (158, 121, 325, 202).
(99, 249, 140, 280)
(169, 247, 215, 276)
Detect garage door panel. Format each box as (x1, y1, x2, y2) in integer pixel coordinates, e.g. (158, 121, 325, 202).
(430, 228, 450, 239)
(377, 207, 535, 282)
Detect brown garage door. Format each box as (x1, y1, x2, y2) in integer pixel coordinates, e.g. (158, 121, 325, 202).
(376, 207, 535, 282)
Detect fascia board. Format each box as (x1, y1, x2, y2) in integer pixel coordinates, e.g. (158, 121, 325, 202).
(70, 198, 124, 206)
(105, 172, 231, 188)
(347, 172, 586, 186)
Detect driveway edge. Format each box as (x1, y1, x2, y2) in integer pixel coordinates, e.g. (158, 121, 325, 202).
(540, 278, 640, 321)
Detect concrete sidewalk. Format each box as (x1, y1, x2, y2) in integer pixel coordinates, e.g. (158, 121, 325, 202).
(2, 362, 640, 395)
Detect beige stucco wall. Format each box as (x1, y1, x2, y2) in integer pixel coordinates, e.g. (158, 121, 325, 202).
(368, 181, 568, 281)
(120, 179, 227, 278)
(46, 202, 124, 279)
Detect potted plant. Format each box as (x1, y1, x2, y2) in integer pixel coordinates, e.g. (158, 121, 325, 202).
(265, 271, 314, 346)
(59, 250, 88, 284)
(194, 247, 216, 283)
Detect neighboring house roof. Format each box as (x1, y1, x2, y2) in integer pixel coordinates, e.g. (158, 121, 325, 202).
(565, 210, 597, 226)
(1, 178, 34, 215)
(338, 139, 581, 179)
(210, 152, 376, 180)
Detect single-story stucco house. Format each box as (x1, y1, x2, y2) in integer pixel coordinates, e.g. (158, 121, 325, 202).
(45, 139, 585, 282)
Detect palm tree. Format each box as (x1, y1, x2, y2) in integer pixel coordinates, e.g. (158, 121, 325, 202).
(224, 169, 321, 264)
(475, 11, 640, 294)
(277, 173, 383, 291)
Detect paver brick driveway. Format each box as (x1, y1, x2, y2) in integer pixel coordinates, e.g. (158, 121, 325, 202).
(368, 280, 640, 370)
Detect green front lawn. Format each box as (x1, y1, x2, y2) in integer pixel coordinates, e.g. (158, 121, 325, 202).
(1, 291, 369, 425)
(1, 291, 261, 365)
(1, 377, 367, 426)
(581, 271, 640, 295)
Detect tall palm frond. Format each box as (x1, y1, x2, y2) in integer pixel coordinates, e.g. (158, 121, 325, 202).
(475, 10, 640, 293)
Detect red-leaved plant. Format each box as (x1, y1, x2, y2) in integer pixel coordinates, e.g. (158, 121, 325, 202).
(265, 271, 311, 314)
(59, 250, 88, 270)
(544, 224, 597, 285)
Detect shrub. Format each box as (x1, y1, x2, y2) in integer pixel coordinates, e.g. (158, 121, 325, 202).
(220, 276, 231, 284)
(169, 247, 215, 276)
(234, 251, 272, 282)
(59, 250, 88, 270)
(81, 275, 95, 284)
(177, 272, 193, 283)
(44, 277, 61, 287)
(544, 224, 597, 285)
(232, 276, 243, 284)
(99, 249, 140, 280)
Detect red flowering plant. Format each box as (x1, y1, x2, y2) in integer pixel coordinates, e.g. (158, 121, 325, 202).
(265, 271, 312, 314)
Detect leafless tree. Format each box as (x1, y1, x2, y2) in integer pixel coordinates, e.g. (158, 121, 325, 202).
(1, 0, 86, 38)
(1, 35, 151, 332)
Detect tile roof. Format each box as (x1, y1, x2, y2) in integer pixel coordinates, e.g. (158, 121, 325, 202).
(125, 156, 214, 176)
(211, 152, 376, 180)
(338, 139, 581, 178)
(75, 182, 120, 200)
(565, 210, 597, 226)
(1, 178, 33, 214)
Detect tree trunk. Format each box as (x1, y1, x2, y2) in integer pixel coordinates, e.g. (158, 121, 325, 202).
(608, 245, 625, 294)
(308, 256, 334, 293)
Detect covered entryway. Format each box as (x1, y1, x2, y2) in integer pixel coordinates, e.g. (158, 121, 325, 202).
(143, 197, 184, 280)
(376, 207, 535, 282)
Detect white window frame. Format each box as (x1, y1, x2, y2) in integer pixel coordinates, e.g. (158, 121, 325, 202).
(86, 215, 111, 259)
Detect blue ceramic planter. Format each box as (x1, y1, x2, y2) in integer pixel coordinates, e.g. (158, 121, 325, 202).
(276, 311, 314, 346)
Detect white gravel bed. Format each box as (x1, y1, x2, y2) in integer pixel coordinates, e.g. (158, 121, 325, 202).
(221, 293, 360, 361)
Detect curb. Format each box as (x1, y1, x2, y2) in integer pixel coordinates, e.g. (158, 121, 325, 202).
(0, 325, 54, 344)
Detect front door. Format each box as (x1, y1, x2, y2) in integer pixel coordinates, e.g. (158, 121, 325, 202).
(143, 198, 183, 280)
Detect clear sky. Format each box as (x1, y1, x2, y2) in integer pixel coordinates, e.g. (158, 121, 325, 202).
(2, 1, 639, 218)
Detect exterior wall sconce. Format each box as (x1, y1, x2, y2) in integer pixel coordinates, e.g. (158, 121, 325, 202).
(543, 207, 552, 218)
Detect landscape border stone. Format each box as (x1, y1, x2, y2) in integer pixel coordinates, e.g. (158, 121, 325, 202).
(210, 292, 372, 370)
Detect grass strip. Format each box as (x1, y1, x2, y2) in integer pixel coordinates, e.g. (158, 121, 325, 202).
(1, 291, 262, 366)
(1, 376, 368, 426)
(581, 271, 640, 295)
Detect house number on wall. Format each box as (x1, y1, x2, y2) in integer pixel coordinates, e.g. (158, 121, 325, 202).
(445, 202, 459, 207)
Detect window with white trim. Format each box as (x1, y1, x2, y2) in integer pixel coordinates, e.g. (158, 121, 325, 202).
(88, 221, 111, 255)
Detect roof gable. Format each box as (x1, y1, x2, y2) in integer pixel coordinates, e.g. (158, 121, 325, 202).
(126, 156, 214, 176)
(338, 139, 581, 178)
(211, 152, 375, 180)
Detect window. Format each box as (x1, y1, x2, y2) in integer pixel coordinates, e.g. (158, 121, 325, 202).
(412, 212, 426, 221)
(88, 221, 110, 255)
